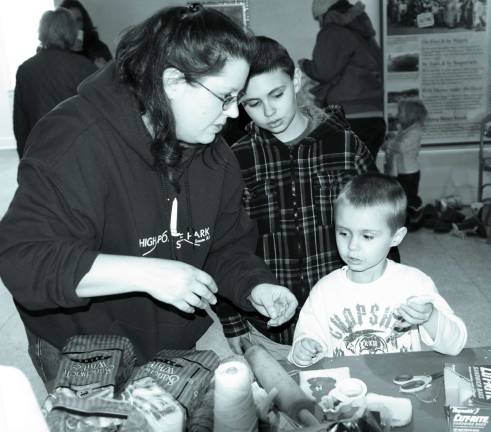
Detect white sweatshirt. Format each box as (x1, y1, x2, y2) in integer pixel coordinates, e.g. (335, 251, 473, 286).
(289, 260, 467, 366)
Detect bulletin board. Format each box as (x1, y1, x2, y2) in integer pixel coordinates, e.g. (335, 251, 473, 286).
(382, 0, 490, 146)
(203, 0, 250, 30)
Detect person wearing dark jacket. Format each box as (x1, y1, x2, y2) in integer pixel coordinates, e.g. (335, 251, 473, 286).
(0, 4, 297, 392)
(13, 7, 96, 158)
(300, 0, 386, 158)
(60, 0, 112, 68)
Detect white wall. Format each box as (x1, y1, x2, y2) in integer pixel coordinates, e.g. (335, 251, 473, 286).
(376, 147, 481, 204)
(0, 37, 14, 150)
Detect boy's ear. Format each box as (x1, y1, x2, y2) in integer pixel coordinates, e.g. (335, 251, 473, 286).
(293, 67, 302, 94)
(162, 67, 186, 100)
(390, 226, 407, 247)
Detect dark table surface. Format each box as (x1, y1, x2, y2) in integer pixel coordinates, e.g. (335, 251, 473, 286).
(284, 346, 491, 431)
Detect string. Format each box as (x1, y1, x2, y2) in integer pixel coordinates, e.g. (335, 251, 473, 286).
(412, 380, 444, 404)
(213, 360, 258, 432)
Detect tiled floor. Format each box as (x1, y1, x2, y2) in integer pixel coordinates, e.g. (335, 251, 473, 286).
(1, 148, 491, 405)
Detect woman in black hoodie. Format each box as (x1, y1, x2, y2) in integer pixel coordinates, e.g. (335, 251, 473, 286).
(0, 4, 297, 391)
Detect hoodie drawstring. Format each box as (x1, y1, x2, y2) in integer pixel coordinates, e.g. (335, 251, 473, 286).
(160, 175, 176, 260)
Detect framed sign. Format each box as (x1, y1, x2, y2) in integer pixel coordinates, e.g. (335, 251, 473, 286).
(202, 0, 249, 30)
(383, 0, 490, 146)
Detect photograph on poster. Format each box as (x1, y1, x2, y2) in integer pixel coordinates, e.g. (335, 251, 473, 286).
(388, 51, 420, 71)
(387, 0, 487, 36)
(203, 1, 249, 29)
(388, 88, 420, 103)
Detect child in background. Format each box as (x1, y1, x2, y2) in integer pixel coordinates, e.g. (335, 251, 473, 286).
(384, 99, 428, 230)
(289, 173, 467, 366)
(214, 36, 375, 358)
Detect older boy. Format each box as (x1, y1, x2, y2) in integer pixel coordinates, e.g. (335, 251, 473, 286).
(214, 36, 376, 358)
(289, 173, 467, 366)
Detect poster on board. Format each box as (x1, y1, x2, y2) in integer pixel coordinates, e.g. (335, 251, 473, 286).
(383, 0, 490, 145)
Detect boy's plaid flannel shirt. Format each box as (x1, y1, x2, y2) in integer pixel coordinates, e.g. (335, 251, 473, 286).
(215, 106, 375, 345)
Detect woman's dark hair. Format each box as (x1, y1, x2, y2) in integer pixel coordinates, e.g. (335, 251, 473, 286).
(38, 8, 77, 50)
(115, 3, 254, 189)
(59, 0, 111, 62)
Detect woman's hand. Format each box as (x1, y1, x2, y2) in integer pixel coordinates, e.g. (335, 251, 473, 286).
(248, 283, 298, 326)
(142, 259, 218, 313)
(292, 337, 323, 367)
(77, 255, 218, 314)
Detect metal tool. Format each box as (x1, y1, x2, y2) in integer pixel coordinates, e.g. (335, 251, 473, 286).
(393, 372, 443, 393)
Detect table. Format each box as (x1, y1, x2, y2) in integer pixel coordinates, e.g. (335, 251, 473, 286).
(285, 347, 491, 431)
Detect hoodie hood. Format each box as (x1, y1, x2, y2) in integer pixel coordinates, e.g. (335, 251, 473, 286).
(320, 1, 376, 40)
(244, 104, 330, 141)
(78, 61, 155, 167)
(78, 61, 193, 254)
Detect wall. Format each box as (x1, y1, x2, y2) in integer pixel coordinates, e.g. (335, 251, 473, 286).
(0, 34, 13, 151)
(3, 0, 486, 203)
(65, 0, 380, 64)
(376, 147, 480, 205)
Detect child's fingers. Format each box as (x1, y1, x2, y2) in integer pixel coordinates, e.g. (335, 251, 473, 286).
(398, 303, 430, 323)
(293, 346, 316, 366)
(301, 337, 322, 355)
(404, 300, 433, 317)
(396, 308, 418, 324)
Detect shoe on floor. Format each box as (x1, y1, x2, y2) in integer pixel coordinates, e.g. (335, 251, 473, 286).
(440, 209, 466, 224)
(433, 220, 452, 233)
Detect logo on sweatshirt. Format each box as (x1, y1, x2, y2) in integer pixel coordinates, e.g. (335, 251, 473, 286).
(138, 198, 211, 256)
(138, 227, 211, 256)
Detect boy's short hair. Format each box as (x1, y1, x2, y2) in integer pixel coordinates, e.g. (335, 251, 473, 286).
(335, 173, 407, 233)
(249, 36, 295, 79)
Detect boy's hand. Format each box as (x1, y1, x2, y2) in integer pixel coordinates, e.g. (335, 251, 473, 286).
(395, 295, 434, 327)
(292, 337, 323, 367)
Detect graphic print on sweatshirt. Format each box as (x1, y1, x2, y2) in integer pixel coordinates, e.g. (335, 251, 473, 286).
(329, 303, 413, 357)
(138, 198, 211, 256)
(138, 227, 211, 256)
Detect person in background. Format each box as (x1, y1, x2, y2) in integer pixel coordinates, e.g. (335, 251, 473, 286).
(59, 0, 112, 68)
(0, 4, 297, 392)
(13, 7, 96, 159)
(299, 0, 385, 159)
(214, 36, 375, 359)
(383, 98, 428, 230)
(289, 173, 467, 366)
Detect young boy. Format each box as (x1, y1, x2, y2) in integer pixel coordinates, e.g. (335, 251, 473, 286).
(289, 173, 467, 367)
(214, 36, 376, 358)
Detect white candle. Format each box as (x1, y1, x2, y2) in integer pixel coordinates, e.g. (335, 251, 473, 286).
(213, 361, 257, 432)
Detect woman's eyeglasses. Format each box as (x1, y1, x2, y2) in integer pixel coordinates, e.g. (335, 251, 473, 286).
(191, 80, 244, 112)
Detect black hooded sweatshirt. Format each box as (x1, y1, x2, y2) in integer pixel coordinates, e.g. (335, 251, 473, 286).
(0, 63, 276, 363)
